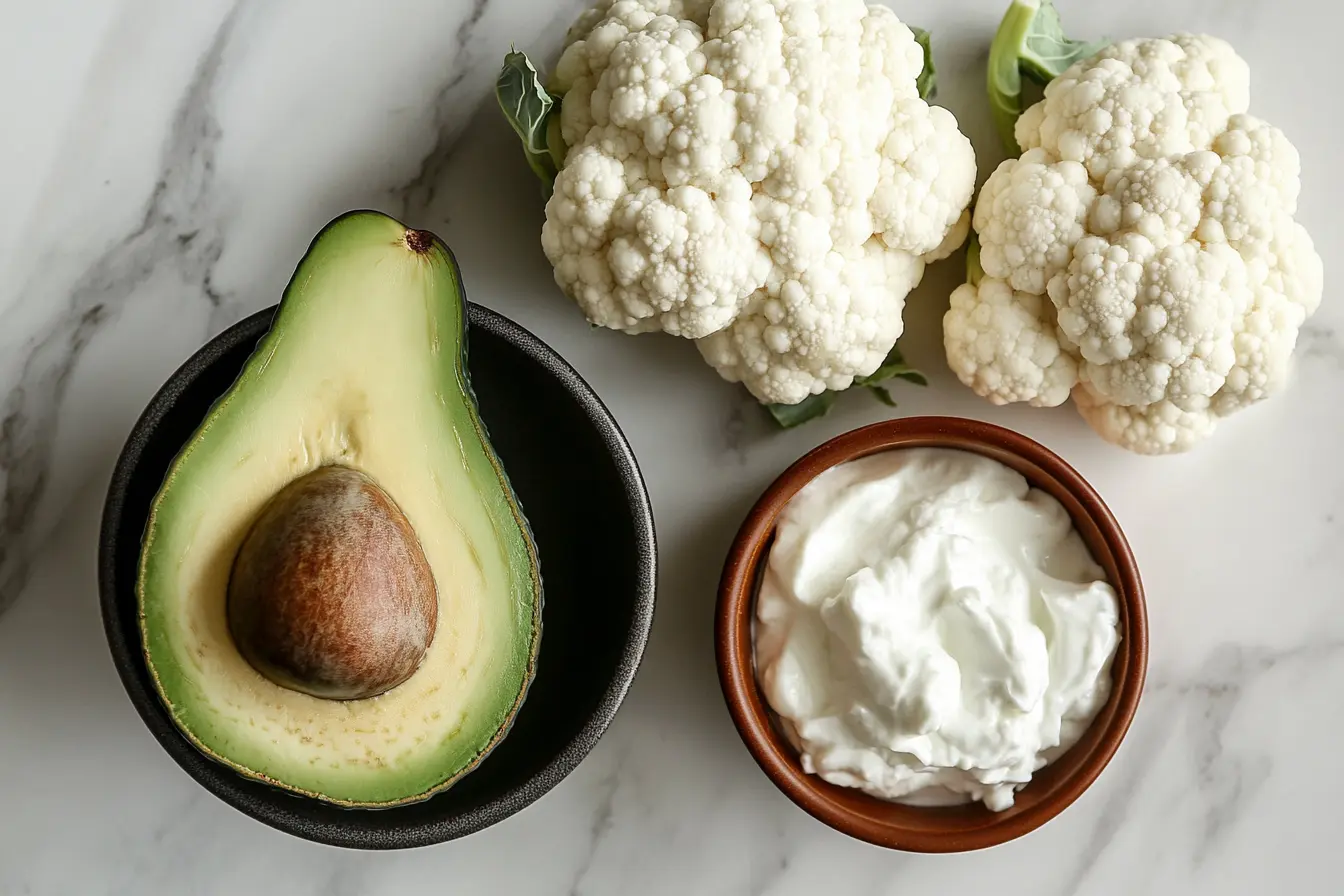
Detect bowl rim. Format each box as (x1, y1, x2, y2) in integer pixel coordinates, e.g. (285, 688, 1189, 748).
(715, 415, 1148, 853)
(98, 302, 657, 849)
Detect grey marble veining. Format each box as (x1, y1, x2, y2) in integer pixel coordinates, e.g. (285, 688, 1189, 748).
(0, 1, 239, 615)
(0, 0, 585, 615)
(2, 0, 1342, 893)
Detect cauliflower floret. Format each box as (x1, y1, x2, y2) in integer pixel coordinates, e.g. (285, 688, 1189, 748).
(946, 31, 1323, 455)
(975, 149, 1096, 293)
(1162, 34, 1250, 121)
(538, 0, 976, 402)
(552, 0, 710, 149)
(1199, 116, 1301, 250)
(1073, 384, 1218, 456)
(698, 242, 923, 404)
(925, 210, 971, 263)
(1017, 35, 1250, 180)
(871, 101, 979, 256)
(1089, 153, 1218, 248)
(944, 278, 1078, 407)
(1265, 218, 1324, 318)
(1213, 220, 1323, 414)
(1052, 235, 1246, 410)
(542, 144, 771, 336)
(1211, 116, 1301, 210)
(1211, 288, 1302, 416)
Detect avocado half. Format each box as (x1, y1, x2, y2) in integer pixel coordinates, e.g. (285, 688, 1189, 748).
(137, 211, 543, 807)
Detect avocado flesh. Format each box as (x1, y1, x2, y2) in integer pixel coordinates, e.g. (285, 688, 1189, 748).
(137, 211, 542, 806)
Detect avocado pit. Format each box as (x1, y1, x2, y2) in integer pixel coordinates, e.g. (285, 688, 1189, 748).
(227, 465, 437, 701)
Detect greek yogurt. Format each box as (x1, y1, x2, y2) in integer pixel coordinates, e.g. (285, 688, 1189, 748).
(754, 448, 1121, 811)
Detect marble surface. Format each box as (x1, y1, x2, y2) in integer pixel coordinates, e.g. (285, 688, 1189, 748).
(2, 0, 1341, 892)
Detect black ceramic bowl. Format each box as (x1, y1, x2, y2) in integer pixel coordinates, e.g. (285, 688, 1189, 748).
(99, 304, 656, 849)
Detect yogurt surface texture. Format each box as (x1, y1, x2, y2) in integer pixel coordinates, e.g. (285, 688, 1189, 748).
(754, 448, 1121, 811)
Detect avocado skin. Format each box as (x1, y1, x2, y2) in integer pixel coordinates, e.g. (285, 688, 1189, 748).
(136, 210, 543, 807)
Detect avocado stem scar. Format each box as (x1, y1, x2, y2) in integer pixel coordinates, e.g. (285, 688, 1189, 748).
(403, 230, 434, 255)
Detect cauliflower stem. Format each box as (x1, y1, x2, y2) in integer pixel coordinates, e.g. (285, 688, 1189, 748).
(765, 343, 928, 428)
(966, 232, 984, 288)
(988, 0, 1110, 156)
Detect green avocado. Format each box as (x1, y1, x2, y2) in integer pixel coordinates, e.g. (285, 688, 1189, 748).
(137, 211, 543, 807)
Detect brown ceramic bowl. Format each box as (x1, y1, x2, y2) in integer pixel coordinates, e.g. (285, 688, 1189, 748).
(716, 416, 1147, 853)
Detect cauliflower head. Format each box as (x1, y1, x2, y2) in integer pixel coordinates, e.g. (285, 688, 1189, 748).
(508, 0, 976, 406)
(947, 4, 1322, 455)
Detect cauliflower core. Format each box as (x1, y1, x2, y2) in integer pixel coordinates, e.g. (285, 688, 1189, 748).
(946, 35, 1323, 454)
(542, 0, 976, 404)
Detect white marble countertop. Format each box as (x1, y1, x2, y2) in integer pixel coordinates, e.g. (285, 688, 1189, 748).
(2, 0, 1340, 892)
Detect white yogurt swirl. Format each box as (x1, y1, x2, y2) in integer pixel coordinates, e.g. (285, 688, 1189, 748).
(754, 448, 1121, 811)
